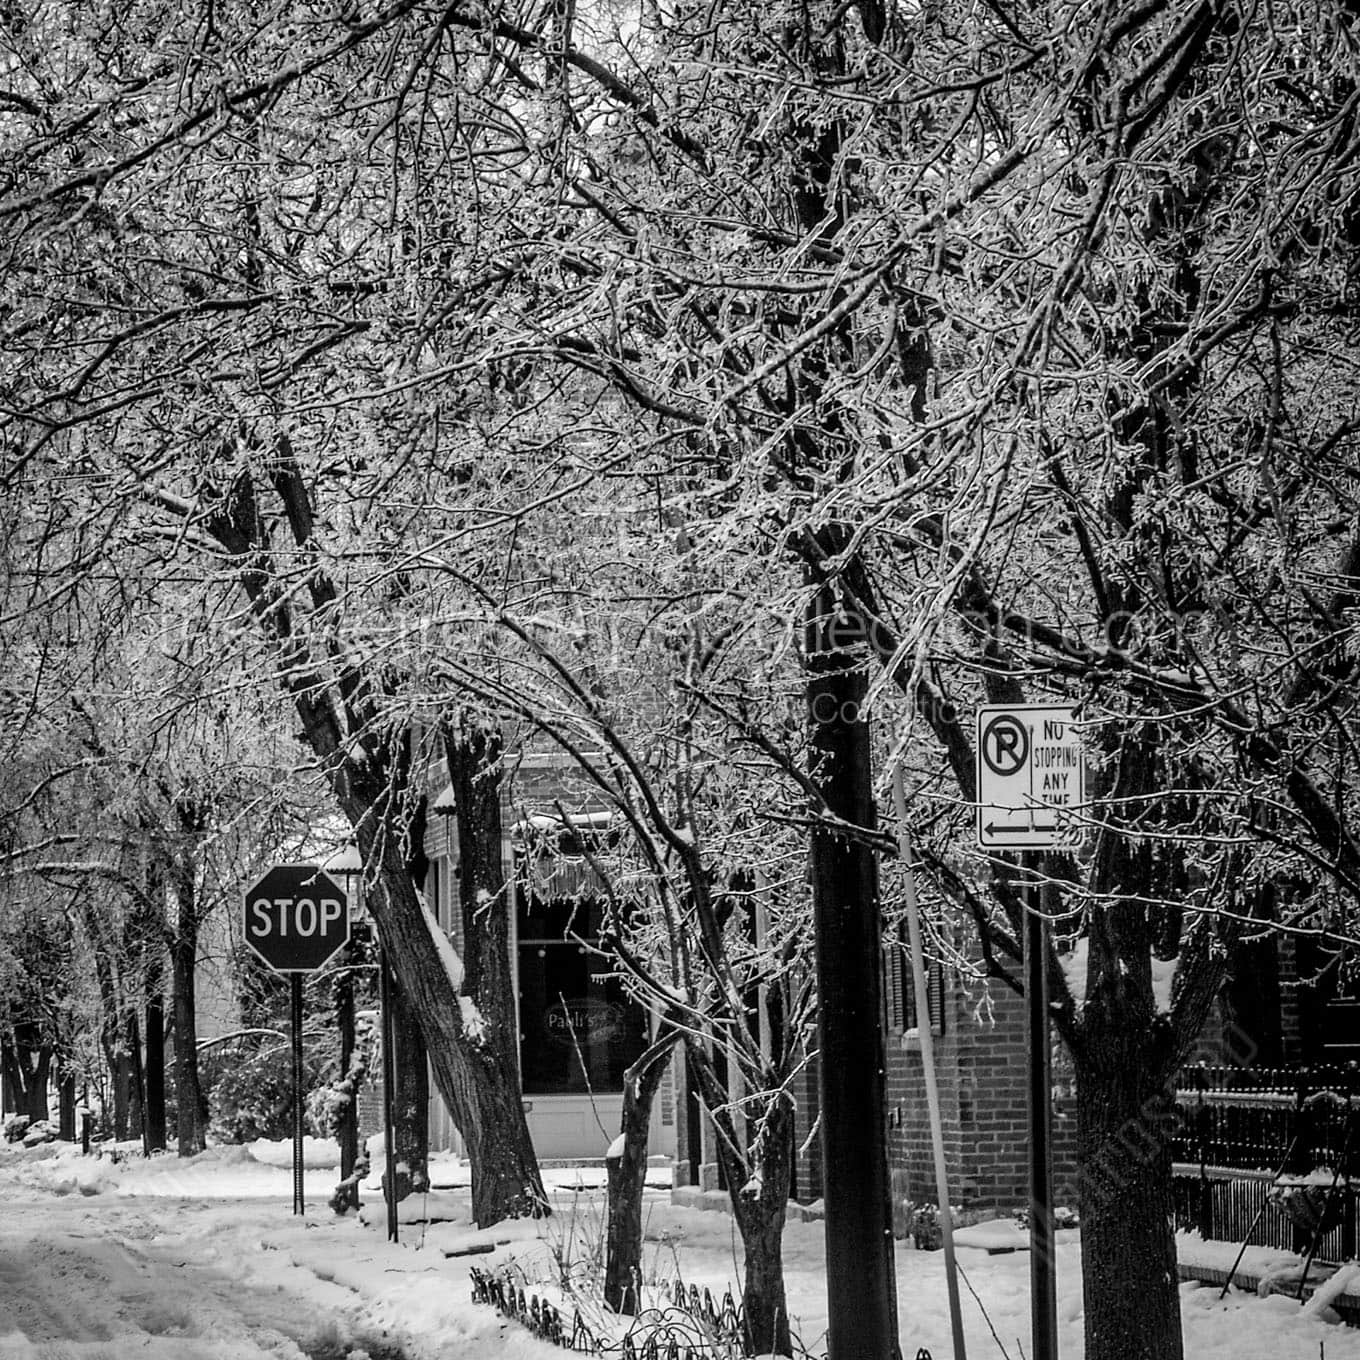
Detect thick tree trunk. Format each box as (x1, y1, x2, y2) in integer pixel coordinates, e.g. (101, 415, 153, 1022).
(170, 851, 207, 1156)
(1, 1034, 52, 1123)
(605, 1036, 677, 1314)
(1076, 1050, 1181, 1360)
(345, 799, 543, 1226)
(32, 1055, 51, 1123)
(27, 1050, 51, 1122)
(389, 972, 430, 1198)
(1068, 728, 1200, 1360)
(444, 723, 545, 1227)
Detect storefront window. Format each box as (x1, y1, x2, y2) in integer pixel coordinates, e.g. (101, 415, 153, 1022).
(516, 892, 648, 1095)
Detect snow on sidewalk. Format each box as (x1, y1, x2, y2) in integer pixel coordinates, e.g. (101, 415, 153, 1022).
(3, 1139, 1360, 1358)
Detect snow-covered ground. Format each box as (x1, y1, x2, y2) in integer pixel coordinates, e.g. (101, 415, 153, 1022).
(1, 1137, 1359, 1359)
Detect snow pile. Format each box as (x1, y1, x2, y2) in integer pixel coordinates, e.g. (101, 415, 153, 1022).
(246, 1135, 352, 1170)
(953, 1217, 1033, 1252)
(1175, 1229, 1304, 1282)
(1304, 1263, 1360, 1321)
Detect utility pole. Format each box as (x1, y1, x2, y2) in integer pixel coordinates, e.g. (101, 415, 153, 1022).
(807, 586, 901, 1360)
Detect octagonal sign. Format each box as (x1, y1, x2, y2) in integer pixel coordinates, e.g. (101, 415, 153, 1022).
(243, 864, 351, 974)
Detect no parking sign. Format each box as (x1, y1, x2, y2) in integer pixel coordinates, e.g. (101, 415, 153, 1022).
(975, 704, 1085, 849)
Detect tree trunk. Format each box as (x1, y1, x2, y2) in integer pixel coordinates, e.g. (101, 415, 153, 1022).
(1, 1047, 13, 1117)
(170, 848, 207, 1156)
(443, 722, 545, 1227)
(58, 1072, 76, 1140)
(108, 1033, 131, 1141)
(344, 794, 542, 1227)
(389, 971, 430, 1198)
(605, 1035, 677, 1314)
(144, 991, 166, 1152)
(1075, 1048, 1181, 1360)
(127, 1010, 146, 1152)
(1067, 728, 1198, 1360)
(335, 965, 360, 1208)
(1, 1033, 52, 1123)
(721, 1094, 795, 1358)
(27, 1048, 51, 1122)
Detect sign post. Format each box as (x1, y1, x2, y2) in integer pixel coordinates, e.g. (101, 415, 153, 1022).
(243, 865, 351, 1215)
(976, 704, 1084, 1360)
(290, 974, 305, 1214)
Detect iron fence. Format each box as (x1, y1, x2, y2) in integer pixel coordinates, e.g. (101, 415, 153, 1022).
(1171, 1063, 1360, 1261)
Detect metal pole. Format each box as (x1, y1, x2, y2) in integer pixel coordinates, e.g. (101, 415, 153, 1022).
(291, 974, 305, 1216)
(1024, 860, 1057, 1360)
(379, 953, 400, 1244)
(892, 768, 966, 1360)
(337, 964, 359, 1211)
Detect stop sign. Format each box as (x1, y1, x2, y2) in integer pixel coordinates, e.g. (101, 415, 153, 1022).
(243, 864, 351, 973)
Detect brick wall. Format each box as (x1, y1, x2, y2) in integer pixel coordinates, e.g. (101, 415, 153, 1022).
(791, 1054, 822, 1203)
(885, 971, 1079, 1216)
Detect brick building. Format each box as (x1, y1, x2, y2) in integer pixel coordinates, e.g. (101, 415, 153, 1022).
(776, 940, 1080, 1222)
(419, 741, 1082, 1220)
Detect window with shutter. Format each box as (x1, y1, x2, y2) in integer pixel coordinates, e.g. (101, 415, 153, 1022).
(884, 922, 946, 1038)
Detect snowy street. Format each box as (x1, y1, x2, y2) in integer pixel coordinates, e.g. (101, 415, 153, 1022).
(0, 1143, 547, 1360)
(4, 1139, 1360, 1360)
(0, 1196, 385, 1359)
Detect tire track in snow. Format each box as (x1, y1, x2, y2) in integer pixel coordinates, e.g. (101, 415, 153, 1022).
(0, 1199, 366, 1359)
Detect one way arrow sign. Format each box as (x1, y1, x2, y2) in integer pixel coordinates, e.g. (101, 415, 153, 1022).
(975, 704, 1086, 850)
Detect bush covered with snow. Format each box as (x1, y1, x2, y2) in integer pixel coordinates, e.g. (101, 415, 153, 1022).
(204, 1042, 328, 1144)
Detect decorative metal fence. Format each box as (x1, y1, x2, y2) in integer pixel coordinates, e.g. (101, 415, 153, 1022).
(468, 1266, 935, 1360)
(1171, 1063, 1360, 1261)
(470, 1269, 749, 1358)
